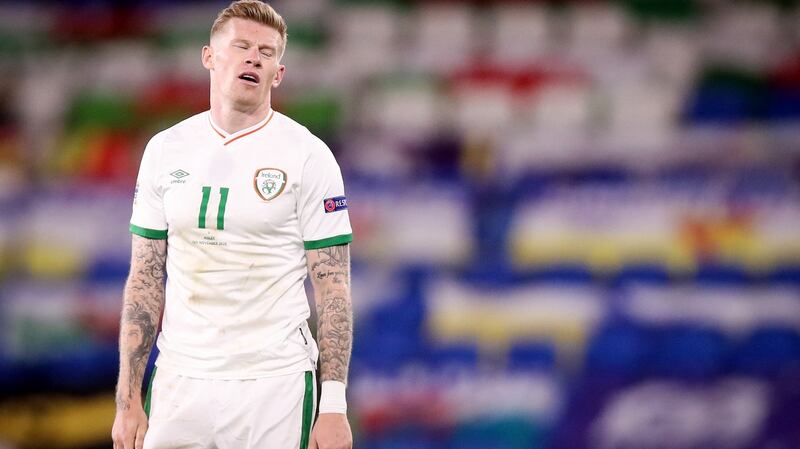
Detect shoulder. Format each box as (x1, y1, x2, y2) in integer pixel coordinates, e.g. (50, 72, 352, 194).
(272, 111, 334, 160)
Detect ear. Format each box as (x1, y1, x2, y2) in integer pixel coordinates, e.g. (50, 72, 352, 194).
(202, 45, 213, 70)
(272, 65, 286, 88)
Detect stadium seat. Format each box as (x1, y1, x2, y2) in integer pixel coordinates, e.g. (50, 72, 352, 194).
(730, 167, 792, 197)
(451, 83, 514, 137)
(736, 327, 800, 378)
(507, 342, 556, 372)
(368, 431, 439, 449)
(68, 91, 137, 129)
(0, 355, 28, 398)
(409, 4, 474, 73)
(451, 416, 545, 449)
(524, 263, 594, 284)
(612, 263, 671, 287)
(769, 51, 800, 89)
(528, 83, 591, 134)
(603, 82, 678, 152)
(490, 5, 550, 66)
(280, 91, 342, 138)
(704, 3, 779, 68)
(567, 3, 630, 62)
(398, 265, 435, 305)
(0, 4, 49, 57)
(768, 265, 800, 285)
(684, 85, 754, 124)
(620, 0, 702, 22)
(327, 5, 400, 80)
(694, 264, 750, 285)
(85, 254, 130, 283)
(584, 323, 652, 382)
(765, 88, 800, 121)
(643, 26, 699, 87)
(45, 343, 118, 394)
(425, 343, 481, 374)
(370, 297, 426, 336)
(650, 326, 731, 380)
(359, 75, 443, 137)
(353, 333, 424, 376)
(352, 302, 427, 376)
(684, 66, 767, 124)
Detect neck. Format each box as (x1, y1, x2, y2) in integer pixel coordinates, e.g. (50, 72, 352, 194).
(209, 95, 272, 135)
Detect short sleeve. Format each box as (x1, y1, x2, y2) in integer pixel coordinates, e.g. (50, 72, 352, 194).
(130, 133, 168, 239)
(298, 142, 353, 250)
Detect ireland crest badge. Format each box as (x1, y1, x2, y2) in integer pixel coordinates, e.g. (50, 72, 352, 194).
(254, 168, 287, 201)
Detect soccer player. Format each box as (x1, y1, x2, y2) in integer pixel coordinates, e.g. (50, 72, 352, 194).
(110, 1, 353, 448)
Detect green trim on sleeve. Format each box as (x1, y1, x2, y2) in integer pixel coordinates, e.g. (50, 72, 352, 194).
(303, 233, 353, 250)
(130, 224, 168, 239)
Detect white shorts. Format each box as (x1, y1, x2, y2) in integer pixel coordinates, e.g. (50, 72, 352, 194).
(142, 368, 316, 449)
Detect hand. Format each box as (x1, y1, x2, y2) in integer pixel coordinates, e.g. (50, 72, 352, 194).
(308, 413, 352, 449)
(111, 405, 149, 449)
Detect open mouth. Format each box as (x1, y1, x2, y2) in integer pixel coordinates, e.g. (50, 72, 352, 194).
(238, 72, 260, 85)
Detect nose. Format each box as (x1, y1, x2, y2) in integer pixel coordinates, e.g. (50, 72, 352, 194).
(245, 48, 262, 68)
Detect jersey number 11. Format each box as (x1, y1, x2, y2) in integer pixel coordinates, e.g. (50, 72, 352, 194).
(198, 186, 230, 230)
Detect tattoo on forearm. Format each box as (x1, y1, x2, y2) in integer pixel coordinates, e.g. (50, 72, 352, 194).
(116, 236, 166, 410)
(310, 244, 352, 383)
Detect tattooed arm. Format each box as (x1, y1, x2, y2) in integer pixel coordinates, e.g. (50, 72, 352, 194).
(307, 243, 352, 382)
(306, 243, 353, 449)
(112, 234, 167, 449)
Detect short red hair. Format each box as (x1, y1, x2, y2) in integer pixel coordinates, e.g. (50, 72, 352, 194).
(211, 0, 287, 57)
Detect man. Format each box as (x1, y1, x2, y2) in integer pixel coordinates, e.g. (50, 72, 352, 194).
(111, 1, 354, 448)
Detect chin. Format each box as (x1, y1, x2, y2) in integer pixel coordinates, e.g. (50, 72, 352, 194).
(230, 94, 261, 109)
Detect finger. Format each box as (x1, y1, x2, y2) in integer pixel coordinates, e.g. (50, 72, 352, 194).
(135, 422, 148, 449)
(306, 431, 318, 449)
(113, 432, 124, 448)
(122, 427, 136, 449)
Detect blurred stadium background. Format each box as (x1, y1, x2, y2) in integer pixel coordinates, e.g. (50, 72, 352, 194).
(1, 0, 800, 448)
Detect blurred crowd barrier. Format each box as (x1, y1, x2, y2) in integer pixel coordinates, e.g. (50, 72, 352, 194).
(1, 0, 800, 448)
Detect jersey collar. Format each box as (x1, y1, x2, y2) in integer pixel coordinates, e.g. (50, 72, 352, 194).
(208, 109, 275, 146)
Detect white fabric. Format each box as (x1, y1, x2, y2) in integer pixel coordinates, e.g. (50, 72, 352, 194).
(319, 380, 347, 414)
(131, 110, 352, 378)
(143, 368, 316, 449)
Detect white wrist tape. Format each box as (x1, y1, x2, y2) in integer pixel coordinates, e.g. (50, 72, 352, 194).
(318, 380, 347, 414)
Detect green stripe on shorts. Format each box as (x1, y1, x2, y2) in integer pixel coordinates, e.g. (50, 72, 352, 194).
(144, 367, 157, 418)
(299, 371, 313, 449)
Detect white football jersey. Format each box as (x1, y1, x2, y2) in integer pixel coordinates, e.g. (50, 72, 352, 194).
(130, 109, 352, 379)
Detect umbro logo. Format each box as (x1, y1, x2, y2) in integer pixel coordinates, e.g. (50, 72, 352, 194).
(170, 169, 190, 179)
